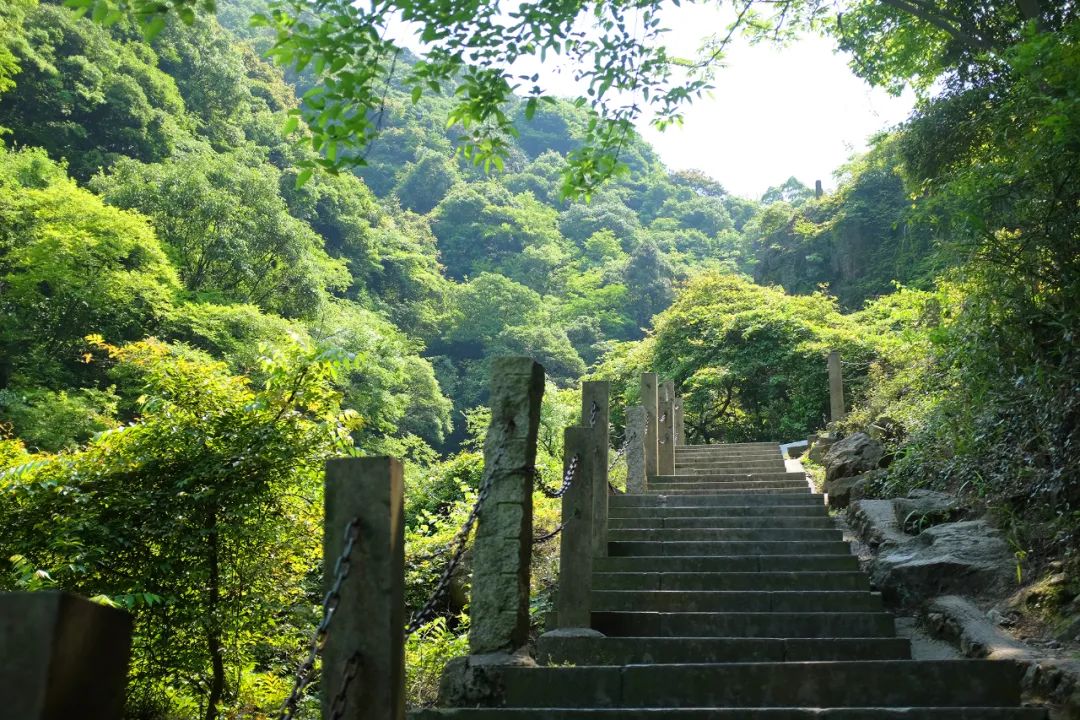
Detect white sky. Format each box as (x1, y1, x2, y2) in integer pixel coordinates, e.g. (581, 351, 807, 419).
(391, 3, 917, 200)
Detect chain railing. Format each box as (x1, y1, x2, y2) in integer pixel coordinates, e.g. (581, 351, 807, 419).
(532, 523, 564, 543)
(534, 454, 580, 499)
(278, 517, 361, 720)
(404, 463, 495, 636)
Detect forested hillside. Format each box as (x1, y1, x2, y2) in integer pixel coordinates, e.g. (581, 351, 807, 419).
(1, 0, 1077, 717)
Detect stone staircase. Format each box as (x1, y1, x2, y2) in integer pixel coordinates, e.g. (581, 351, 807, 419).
(416, 442, 1044, 719)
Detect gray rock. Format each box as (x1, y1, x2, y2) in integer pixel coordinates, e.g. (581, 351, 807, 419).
(923, 595, 1035, 660)
(871, 520, 1016, 605)
(824, 432, 884, 482)
(894, 489, 963, 533)
(1023, 659, 1080, 720)
(806, 434, 835, 463)
(824, 472, 874, 509)
(847, 499, 909, 550)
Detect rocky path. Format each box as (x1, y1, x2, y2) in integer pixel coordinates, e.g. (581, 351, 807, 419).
(416, 442, 1045, 718)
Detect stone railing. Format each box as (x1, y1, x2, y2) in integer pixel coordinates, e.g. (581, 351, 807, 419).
(0, 360, 690, 719)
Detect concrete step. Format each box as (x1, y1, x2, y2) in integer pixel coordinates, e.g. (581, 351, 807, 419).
(610, 505, 829, 519)
(494, 660, 1028, 708)
(652, 472, 807, 483)
(612, 494, 825, 508)
(608, 516, 836, 529)
(594, 554, 861, 574)
(591, 611, 896, 638)
(608, 528, 843, 542)
(593, 571, 869, 591)
(414, 708, 1046, 719)
(609, 540, 852, 556)
(674, 461, 788, 470)
(644, 482, 810, 493)
(591, 590, 882, 612)
(537, 635, 912, 665)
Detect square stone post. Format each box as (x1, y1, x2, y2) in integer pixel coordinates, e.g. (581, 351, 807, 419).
(556, 427, 595, 628)
(0, 591, 132, 720)
(323, 456, 405, 720)
(673, 397, 685, 445)
(828, 350, 845, 423)
(625, 406, 647, 494)
(581, 381, 609, 558)
(658, 396, 675, 475)
(641, 373, 658, 479)
(470, 357, 545, 656)
(661, 380, 675, 404)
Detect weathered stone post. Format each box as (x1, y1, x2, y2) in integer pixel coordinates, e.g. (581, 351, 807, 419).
(673, 396, 685, 445)
(0, 591, 132, 720)
(658, 393, 676, 476)
(582, 381, 609, 558)
(625, 406, 647, 493)
(470, 357, 545, 656)
(828, 350, 845, 423)
(641, 372, 659, 479)
(556, 426, 595, 628)
(323, 456, 405, 720)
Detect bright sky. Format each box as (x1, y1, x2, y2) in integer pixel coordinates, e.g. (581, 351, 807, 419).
(391, 3, 917, 200)
(635, 4, 918, 198)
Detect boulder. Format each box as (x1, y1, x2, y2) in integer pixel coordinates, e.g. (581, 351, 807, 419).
(893, 489, 964, 533)
(871, 520, 1016, 605)
(824, 432, 884, 482)
(807, 434, 835, 464)
(923, 595, 1035, 660)
(824, 472, 875, 509)
(848, 499, 908, 550)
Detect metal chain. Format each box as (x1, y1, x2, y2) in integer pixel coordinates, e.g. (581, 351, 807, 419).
(278, 517, 361, 720)
(535, 454, 580, 499)
(404, 457, 496, 636)
(533, 523, 564, 543)
(588, 400, 599, 428)
(327, 652, 361, 720)
(608, 444, 627, 471)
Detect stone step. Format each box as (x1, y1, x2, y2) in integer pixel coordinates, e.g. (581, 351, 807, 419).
(414, 708, 1046, 719)
(678, 443, 780, 451)
(652, 472, 807, 483)
(593, 571, 869, 591)
(594, 554, 861, 574)
(610, 505, 829, 519)
(608, 516, 836, 529)
(644, 482, 810, 493)
(608, 528, 843, 542)
(609, 540, 852, 557)
(537, 635, 912, 665)
(591, 590, 882, 613)
(591, 611, 895, 638)
(674, 450, 783, 458)
(674, 460, 788, 470)
(494, 660, 1028, 708)
(612, 494, 825, 508)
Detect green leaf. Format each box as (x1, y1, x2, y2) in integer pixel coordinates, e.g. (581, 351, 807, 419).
(295, 168, 313, 188)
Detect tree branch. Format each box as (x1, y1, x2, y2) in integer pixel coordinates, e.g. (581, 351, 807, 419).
(877, 0, 996, 52)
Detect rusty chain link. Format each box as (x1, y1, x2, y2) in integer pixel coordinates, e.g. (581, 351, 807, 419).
(535, 453, 580, 498)
(532, 523, 564, 543)
(404, 454, 497, 636)
(278, 517, 360, 720)
(327, 652, 361, 720)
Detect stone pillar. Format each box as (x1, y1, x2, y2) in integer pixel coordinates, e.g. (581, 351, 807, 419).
(0, 591, 132, 720)
(470, 357, 545, 656)
(641, 372, 658, 478)
(828, 350, 845, 423)
(324, 457, 405, 720)
(625, 406, 647, 494)
(661, 380, 675, 404)
(673, 397, 685, 445)
(658, 396, 675, 475)
(557, 427, 594, 628)
(581, 381, 609, 558)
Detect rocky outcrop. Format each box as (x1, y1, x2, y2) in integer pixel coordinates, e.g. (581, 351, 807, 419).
(848, 499, 909, 549)
(871, 520, 1016, 605)
(924, 595, 1035, 661)
(824, 472, 875, 508)
(893, 489, 964, 532)
(823, 432, 884, 482)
